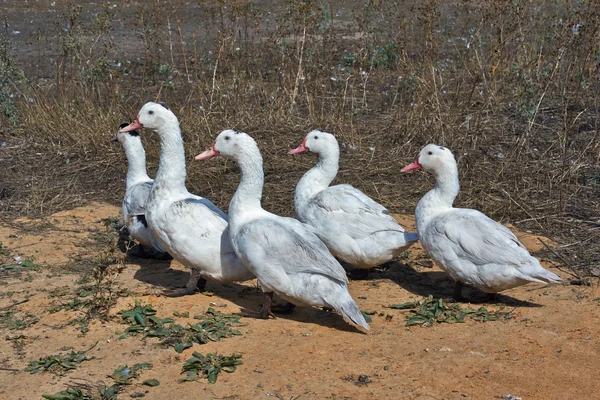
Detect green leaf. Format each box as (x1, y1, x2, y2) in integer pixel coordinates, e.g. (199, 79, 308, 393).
(143, 379, 160, 387)
(174, 342, 193, 353)
(20, 260, 36, 268)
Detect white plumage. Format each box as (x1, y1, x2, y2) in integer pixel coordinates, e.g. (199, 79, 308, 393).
(401, 144, 563, 299)
(290, 130, 418, 269)
(120, 104, 254, 296)
(113, 125, 156, 251)
(195, 130, 369, 331)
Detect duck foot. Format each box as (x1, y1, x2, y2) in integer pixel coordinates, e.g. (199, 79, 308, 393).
(453, 281, 464, 302)
(239, 292, 276, 319)
(196, 277, 207, 291)
(162, 273, 206, 297)
(271, 302, 296, 314)
(162, 287, 198, 297)
(452, 281, 497, 303)
(347, 268, 370, 280)
(316, 307, 333, 318)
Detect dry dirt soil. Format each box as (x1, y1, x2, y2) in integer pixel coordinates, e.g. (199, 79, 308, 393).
(0, 203, 598, 400)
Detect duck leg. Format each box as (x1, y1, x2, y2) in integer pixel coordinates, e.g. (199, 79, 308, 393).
(259, 292, 277, 319)
(347, 268, 370, 280)
(163, 269, 204, 297)
(452, 281, 497, 303)
(239, 291, 277, 319)
(316, 307, 333, 318)
(271, 302, 296, 314)
(452, 281, 464, 302)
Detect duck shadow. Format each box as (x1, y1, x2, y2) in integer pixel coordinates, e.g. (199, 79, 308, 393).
(129, 260, 366, 333)
(367, 262, 542, 308)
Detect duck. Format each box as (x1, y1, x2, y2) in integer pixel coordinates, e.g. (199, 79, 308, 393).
(289, 130, 419, 273)
(113, 124, 156, 253)
(401, 144, 563, 300)
(119, 103, 254, 296)
(195, 130, 369, 331)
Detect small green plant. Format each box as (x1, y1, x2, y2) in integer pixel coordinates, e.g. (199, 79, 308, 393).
(117, 300, 174, 336)
(0, 310, 39, 330)
(0, 241, 10, 256)
(179, 352, 243, 384)
(25, 351, 95, 375)
(118, 303, 243, 353)
(388, 295, 507, 327)
(108, 362, 153, 386)
(42, 389, 93, 400)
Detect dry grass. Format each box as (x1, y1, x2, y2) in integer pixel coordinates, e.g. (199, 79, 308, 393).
(0, 0, 598, 276)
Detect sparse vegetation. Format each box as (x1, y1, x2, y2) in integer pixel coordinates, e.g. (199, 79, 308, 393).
(25, 350, 95, 375)
(179, 352, 243, 384)
(389, 295, 509, 327)
(0, 310, 39, 330)
(118, 302, 244, 353)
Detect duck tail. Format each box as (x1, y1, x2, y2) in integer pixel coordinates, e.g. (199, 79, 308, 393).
(521, 260, 564, 285)
(528, 268, 563, 285)
(329, 290, 370, 332)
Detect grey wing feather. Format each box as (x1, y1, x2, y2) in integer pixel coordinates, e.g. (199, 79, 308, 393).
(124, 181, 153, 217)
(430, 210, 531, 266)
(240, 218, 347, 283)
(172, 196, 228, 223)
(311, 184, 405, 237)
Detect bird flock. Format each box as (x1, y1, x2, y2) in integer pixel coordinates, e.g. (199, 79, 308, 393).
(115, 102, 563, 332)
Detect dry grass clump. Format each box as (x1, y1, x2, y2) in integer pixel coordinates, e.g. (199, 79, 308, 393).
(0, 0, 598, 276)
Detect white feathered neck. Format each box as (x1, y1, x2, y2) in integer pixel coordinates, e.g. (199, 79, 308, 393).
(294, 143, 339, 210)
(415, 160, 460, 231)
(153, 118, 188, 194)
(122, 136, 151, 188)
(227, 142, 265, 229)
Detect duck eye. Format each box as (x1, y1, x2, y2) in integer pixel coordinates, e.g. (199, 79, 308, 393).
(428, 151, 433, 155)
(149, 110, 154, 115)
(314, 136, 318, 140)
(225, 136, 230, 141)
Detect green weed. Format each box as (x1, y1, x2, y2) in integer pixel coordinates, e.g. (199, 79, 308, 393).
(118, 302, 244, 353)
(389, 295, 507, 327)
(179, 352, 243, 384)
(25, 351, 95, 375)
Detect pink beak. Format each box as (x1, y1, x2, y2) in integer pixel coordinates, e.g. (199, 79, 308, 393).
(401, 156, 422, 172)
(195, 141, 219, 161)
(119, 116, 143, 132)
(288, 138, 309, 155)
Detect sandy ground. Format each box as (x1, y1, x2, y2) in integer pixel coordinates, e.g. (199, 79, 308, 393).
(0, 203, 598, 400)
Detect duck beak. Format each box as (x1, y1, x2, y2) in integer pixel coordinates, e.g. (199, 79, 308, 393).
(120, 116, 142, 132)
(401, 156, 422, 172)
(288, 138, 309, 155)
(195, 141, 219, 161)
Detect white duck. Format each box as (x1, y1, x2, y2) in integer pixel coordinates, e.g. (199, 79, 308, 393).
(113, 124, 156, 252)
(401, 144, 563, 300)
(289, 130, 419, 272)
(120, 103, 254, 296)
(195, 130, 369, 331)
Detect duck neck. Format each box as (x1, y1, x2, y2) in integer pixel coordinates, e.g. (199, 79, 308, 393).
(229, 147, 264, 227)
(415, 164, 460, 231)
(124, 140, 150, 188)
(295, 147, 339, 209)
(154, 119, 187, 191)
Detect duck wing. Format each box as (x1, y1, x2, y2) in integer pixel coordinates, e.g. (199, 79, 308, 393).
(237, 217, 347, 284)
(428, 209, 533, 267)
(310, 184, 405, 238)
